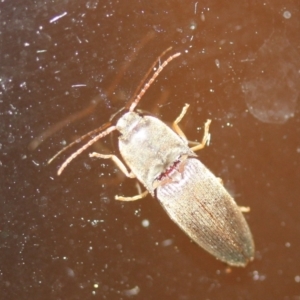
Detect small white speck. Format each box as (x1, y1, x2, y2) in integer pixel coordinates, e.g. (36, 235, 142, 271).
(32, 160, 40, 166)
(295, 276, 300, 283)
(190, 22, 197, 30)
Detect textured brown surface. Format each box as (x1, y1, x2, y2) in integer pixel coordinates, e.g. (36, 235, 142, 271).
(1, 0, 300, 299)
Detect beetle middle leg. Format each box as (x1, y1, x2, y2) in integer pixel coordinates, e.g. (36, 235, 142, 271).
(89, 152, 149, 201)
(172, 104, 212, 152)
(89, 152, 136, 178)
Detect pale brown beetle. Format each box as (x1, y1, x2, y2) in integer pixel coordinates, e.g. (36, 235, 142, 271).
(48, 49, 254, 267)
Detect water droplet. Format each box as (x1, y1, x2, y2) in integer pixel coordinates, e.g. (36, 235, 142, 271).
(283, 10, 291, 19)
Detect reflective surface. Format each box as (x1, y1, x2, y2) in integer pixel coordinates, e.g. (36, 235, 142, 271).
(1, 0, 300, 299)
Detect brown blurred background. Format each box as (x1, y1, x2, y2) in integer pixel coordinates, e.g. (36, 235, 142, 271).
(1, 0, 300, 299)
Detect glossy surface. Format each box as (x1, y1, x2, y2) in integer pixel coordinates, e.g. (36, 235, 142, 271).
(1, 0, 300, 299)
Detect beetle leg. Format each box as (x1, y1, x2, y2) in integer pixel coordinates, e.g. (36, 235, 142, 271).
(190, 119, 211, 152)
(172, 103, 190, 140)
(217, 177, 250, 213)
(217, 177, 223, 185)
(90, 152, 149, 201)
(239, 206, 251, 213)
(89, 152, 136, 178)
(172, 104, 212, 152)
(115, 190, 149, 201)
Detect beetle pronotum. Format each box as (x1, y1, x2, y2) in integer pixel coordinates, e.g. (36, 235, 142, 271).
(49, 49, 254, 267)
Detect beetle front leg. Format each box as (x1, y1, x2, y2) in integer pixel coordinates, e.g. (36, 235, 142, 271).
(190, 119, 211, 152)
(172, 103, 190, 140)
(172, 104, 211, 152)
(89, 152, 136, 178)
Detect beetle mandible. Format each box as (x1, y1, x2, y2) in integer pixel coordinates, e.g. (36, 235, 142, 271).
(50, 49, 254, 267)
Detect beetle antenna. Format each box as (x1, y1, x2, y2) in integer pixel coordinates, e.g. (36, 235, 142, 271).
(128, 51, 181, 112)
(127, 47, 172, 109)
(48, 121, 114, 165)
(57, 125, 117, 175)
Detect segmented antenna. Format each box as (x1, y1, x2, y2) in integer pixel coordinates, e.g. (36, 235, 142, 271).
(128, 52, 181, 112)
(48, 121, 113, 165)
(57, 125, 117, 175)
(126, 47, 173, 109)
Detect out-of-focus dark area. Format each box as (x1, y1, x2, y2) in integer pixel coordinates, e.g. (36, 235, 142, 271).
(1, 0, 300, 299)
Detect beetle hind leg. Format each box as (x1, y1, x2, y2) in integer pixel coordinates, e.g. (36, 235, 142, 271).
(239, 206, 251, 213)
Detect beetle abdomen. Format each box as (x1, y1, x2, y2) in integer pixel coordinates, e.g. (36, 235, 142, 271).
(156, 157, 254, 267)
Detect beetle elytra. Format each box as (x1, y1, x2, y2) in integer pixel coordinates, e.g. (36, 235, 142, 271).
(49, 49, 254, 267)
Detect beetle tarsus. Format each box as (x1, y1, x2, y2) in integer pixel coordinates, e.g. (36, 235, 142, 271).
(190, 119, 211, 152)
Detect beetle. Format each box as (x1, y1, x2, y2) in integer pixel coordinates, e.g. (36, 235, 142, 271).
(49, 49, 254, 267)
